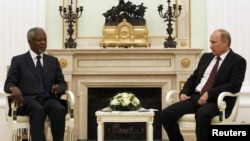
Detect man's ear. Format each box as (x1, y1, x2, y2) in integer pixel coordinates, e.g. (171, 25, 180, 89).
(223, 39, 229, 46)
(28, 40, 32, 45)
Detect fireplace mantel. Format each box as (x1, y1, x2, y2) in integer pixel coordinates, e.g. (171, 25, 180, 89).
(47, 48, 203, 140)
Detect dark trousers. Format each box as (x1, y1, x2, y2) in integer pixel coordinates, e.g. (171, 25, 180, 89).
(160, 93, 219, 141)
(23, 96, 67, 141)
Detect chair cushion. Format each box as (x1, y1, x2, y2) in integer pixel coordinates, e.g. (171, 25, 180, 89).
(14, 113, 71, 122)
(178, 114, 221, 123)
(178, 114, 195, 122)
(16, 116, 30, 122)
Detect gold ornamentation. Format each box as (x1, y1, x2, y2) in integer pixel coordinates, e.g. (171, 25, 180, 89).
(180, 40, 187, 47)
(100, 19, 150, 48)
(181, 58, 190, 68)
(120, 26, 130, 39)
(149, 116, 154, 122)
(59, 59, 67, 68)
(97, 116, 102, 122)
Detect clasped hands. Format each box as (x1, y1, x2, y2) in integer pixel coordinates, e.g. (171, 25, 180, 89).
(180, 92, 209, 105)
(10, 84, 60, 108)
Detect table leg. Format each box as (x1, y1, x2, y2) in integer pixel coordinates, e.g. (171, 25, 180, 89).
(147, 122, 153, 141)
(97, 122, 104, 141)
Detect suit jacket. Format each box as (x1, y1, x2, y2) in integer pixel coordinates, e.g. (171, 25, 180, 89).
(4, 51, 67, 106)
(180, 49, 246, 108)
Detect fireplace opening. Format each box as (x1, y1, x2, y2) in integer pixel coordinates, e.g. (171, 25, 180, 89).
(88, 87, 162, 140)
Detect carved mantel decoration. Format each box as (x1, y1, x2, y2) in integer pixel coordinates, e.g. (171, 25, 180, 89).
(181, 58, 190, 68)
(59, 59, 68, 68)
(47, 48, 203, 140)
(100, 0, 150, 48)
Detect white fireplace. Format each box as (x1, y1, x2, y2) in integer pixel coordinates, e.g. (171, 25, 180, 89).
(47, 48, 202, 140)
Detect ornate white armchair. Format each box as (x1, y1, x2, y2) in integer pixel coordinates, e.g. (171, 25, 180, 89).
(5, 91, 75, 141)
(166, 90, 240, 127)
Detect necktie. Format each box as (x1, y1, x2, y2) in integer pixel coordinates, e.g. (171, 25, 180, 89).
(201, 56, 221, 94)
(36, 56, 46, 94)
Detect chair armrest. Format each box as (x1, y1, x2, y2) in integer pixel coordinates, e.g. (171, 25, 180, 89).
(65, 91, 75, 107)
(7, 91, 76, 120)
(4, 93, 17, 120)
(217, 92, 239, 122)
(165, 90, 239, 122)
(64, 90, 75, 118)
(166, 90, 180, 106)
(217, 92, 238, 109)
(4, 94, 9, 119)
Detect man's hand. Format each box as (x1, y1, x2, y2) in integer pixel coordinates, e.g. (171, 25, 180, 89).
(179, 93, 191, 101)
(11, 86, 24, 108)
(198, 91, 208, 105)
(51, 84, 59, 95)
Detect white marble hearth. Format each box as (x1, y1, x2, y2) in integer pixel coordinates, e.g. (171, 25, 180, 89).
(47, 48, 202, 140)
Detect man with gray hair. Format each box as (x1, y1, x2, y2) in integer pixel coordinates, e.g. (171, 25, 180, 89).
(4, 27, 67, 141)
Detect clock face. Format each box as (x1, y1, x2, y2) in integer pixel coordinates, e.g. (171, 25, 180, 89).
(120, 26, 130, 39)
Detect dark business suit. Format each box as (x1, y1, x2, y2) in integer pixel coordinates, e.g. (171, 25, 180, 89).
(4, 51, 67, 141)
(160, 49, 246, 141)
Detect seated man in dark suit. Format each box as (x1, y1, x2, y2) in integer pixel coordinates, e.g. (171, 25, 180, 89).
(160, 29, 247, 141)
(4, 27, 67, 141)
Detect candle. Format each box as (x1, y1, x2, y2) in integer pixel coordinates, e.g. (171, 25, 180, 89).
(173, 4, 176, 9)
(179, 5, 182, 10)
(80, 6, 83, 11)
(59, 6, 62, 11)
